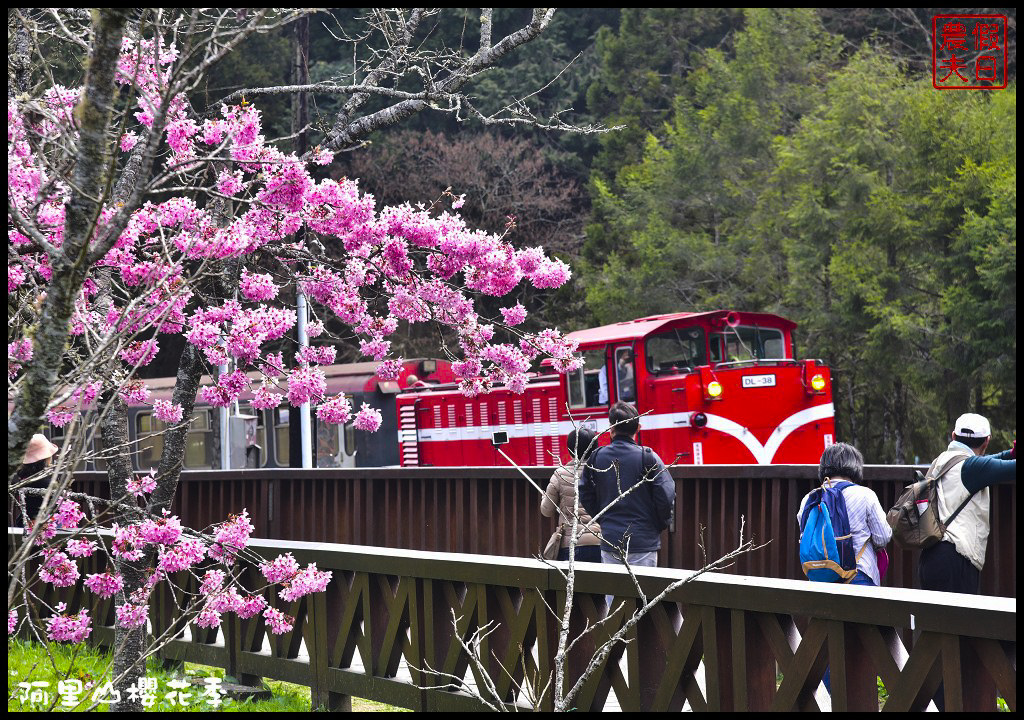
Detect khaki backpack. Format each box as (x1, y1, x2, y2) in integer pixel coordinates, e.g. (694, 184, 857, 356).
(887, 452, 974, 551)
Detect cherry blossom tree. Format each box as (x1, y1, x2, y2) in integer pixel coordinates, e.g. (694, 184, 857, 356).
(8, 8, 591, 711)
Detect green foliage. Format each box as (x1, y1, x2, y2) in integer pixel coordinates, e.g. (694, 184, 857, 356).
(582, 9, 1016, 462)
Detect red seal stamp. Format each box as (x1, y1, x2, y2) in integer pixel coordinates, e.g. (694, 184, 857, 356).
(932, 14, 1008, 90)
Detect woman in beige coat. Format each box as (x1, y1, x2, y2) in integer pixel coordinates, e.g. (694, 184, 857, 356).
(541, 427, 602, 562)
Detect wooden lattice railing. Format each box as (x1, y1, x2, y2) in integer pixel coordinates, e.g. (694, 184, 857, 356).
(9, 532, 1016, 712)
(57, 466, 1018, 597)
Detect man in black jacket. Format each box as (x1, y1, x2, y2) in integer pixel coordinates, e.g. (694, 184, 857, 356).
(580, 402, 676, 567)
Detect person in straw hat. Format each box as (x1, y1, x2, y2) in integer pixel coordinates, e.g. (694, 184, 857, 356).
(15, 434, 59, 527)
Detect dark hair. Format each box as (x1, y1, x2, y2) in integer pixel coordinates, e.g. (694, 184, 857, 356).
(566, 427, 597, 461)
(818, 442, 864, 484)
(609, 401, 639, 437)
(953, 434, 987, 449)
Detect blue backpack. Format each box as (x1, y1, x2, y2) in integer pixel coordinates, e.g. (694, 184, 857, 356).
(798, 479, 863, 583)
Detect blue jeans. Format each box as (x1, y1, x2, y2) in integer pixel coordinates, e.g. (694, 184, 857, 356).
(601, 550, 658, 611)
(557, 545, 602, 563)
(600, 550, 658, 567)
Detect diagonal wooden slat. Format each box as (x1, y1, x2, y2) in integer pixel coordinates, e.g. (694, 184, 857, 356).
(772, 617, 828, 711)
(970, 638, 1016, 711)
(567, 591, 629, 711)
(650, 603, 705, 711)
(882, 630, 943, 712)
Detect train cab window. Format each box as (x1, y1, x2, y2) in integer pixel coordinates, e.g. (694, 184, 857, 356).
(645, 327, 706, 374)
(567, 348, 609, 408)
(615, 347, 636, 402)
(710, 326, 786, 363)
(274, 408, 290, 467)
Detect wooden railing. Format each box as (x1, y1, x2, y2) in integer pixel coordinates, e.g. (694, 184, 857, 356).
(63, 465, 1016, 597)
(9, 532, 1016, 711)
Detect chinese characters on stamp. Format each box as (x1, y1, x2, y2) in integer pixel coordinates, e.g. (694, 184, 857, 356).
(932, 14, 1008, 89)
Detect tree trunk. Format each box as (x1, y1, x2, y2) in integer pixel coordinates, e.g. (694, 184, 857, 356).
(101, 393, 147, 712)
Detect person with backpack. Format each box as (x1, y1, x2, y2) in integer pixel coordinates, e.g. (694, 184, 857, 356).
(918, 413, 1016, 596)
(540, 427, 604, 563)
(580, 402, 675, 568)
(797, 442, 891, 587)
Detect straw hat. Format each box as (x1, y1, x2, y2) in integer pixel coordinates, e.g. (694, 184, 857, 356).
(23, 434, 59, 465)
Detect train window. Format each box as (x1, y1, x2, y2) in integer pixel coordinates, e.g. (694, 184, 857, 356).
(615, 347, 636, 402)
(567, 348, 608, 408)
(136, 412, 165, 469)
(316, 416, 341, 467)
(710, 326, 786, 363)
(236, 405, 267, 468)
(645, 327, 706, 374)
(184, 409, 216, 469)
(274, 407, 290, 466)
(344, 421, 356, 457)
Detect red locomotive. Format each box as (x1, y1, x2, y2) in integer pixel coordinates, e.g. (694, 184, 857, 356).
(397, 311, 835, 467)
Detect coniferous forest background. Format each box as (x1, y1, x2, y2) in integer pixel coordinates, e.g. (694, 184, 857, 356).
(144, 8, 1017, 463)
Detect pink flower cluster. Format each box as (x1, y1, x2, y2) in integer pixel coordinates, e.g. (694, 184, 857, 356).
(55, 498, 85, 529)
(200, 368, 250, 408)
(239, 269, 279, 301)
(262, 606, 295, 635)
(112, 523, 146, 561)
(287, 366, 326, 406)
(296, 345, 336, 366)
(40, 550, 80, 587)
(260, 553, 300, 584)
(119, 380, 152, 405)
(209, 510, 253, 564)
(66, 539, 98, 558)
(85, 571, 125, 599)
(279, 564, 332, 602)
(8, 338, 32, 378)
(141, 510, 183, 545)
(200, 569, 225, 595)
(47, 407, 75, 428)
(153, 399, 184, 423)
(47, 603, 92, 643)
(126, 469, 157, 497)
(120, 339, 160, 367)
(115, 602, 149, 629)
(157, 537, 206, 573)
(316, 394, 351, 425)
(353, 404, 383, 432)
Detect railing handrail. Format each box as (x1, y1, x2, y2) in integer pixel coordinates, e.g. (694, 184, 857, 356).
(69, 463, 931, 482)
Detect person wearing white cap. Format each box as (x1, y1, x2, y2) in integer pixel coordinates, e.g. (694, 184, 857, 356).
(918, 413, 1016, 596)
(15, 434, 60, 527)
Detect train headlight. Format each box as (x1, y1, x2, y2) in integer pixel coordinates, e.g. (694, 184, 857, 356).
(810, 374, 826, 392)
(707, 381, 723, 398)
(692, 412, 708, 428)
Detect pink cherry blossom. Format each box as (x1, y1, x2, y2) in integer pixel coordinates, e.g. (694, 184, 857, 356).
(47, 603, 92, 643)
(84, 571, 125, 599)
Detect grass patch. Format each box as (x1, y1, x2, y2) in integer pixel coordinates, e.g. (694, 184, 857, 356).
(8, 638, 404, 712)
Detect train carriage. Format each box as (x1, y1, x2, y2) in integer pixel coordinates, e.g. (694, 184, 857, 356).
(43, 359, 454, 471)
(397, 310, 835, 467)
